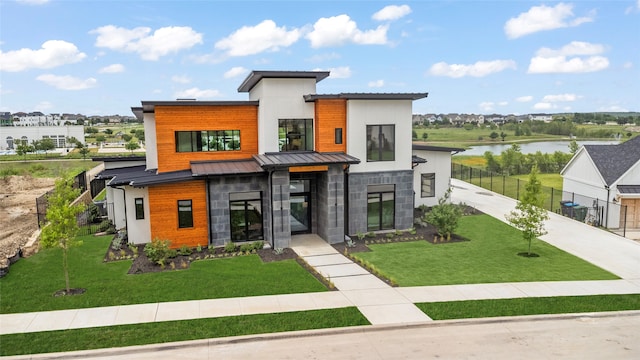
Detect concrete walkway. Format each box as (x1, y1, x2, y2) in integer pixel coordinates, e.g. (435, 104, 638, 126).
(2, 179, 640, 337)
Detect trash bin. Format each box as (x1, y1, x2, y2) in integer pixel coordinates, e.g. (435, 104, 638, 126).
(573, 205, 588, 222)
(560, 201, 576, 217)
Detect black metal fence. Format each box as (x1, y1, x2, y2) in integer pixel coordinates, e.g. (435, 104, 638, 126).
(451, 163, 628, 234)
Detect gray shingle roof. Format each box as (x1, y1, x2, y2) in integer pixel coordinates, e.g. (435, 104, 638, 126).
(585, 136, 640, 186)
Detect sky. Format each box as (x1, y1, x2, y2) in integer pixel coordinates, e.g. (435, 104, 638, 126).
(1, 0, 639, 117)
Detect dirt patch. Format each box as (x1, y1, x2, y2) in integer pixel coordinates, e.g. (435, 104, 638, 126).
(0, 175, 55, 267)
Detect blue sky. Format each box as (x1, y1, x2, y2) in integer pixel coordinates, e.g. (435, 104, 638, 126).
(1, 0, 639, 116)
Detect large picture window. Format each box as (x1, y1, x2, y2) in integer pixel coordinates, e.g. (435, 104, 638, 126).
(175, 130, 240, 152)
(229, 192, 263, 241)
(366, 125, 395, 161)
(367, 184, 395, 231)
(279, 119, 313, 151)
(421, 173, 436, 198)
(177, 200, 193, 228)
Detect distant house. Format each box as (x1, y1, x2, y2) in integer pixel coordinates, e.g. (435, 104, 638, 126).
(528, 113, 552, 122)
(560, 136, 640, 229)
(412, 144, 464, 208)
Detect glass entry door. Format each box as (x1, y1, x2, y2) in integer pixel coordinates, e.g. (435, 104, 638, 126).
(290, 180, 311, 234)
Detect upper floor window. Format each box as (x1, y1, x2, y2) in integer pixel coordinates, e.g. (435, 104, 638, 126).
(279, 119, 313, 151)
(366, 125, 395, 161)
(175, 130, 240, 153)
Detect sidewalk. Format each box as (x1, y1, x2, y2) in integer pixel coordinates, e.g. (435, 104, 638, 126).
(2, 180, 640, 336)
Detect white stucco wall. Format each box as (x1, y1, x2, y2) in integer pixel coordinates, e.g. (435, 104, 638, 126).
(124, 186, 151, 244)
(249, 78, 317, 154)
(143, 113, 158, 170)
(0, 125, 84, 150)
(346, 100, 413, 173)
(413, 150, 454, 208)
(108, 185, 127, 230)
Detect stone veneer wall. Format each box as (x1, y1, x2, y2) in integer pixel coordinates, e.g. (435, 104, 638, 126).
(347, 170, 414, 235)
(316, 164, 345, 244)
(207, 174, 269, 247)
(270, 170, 291, 249)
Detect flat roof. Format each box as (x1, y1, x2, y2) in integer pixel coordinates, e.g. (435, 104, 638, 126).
(304, 93, 428, 101)
(238, 70, 330, 93)
(412, 143, 465, 153)
(138, 100, 258, 113)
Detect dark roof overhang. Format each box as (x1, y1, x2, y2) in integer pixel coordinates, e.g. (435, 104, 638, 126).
(253, 151, 360, 170)
(105, 166, 193, 187)
(191, 159, 265, 176)
(96, 165, 146, 181)
(139, 100, 259, 114)
(238, 70, 330, 93)
(617, 185, 640, 195)
(92, 155, 146, 163)
(304, 93, 428, 102)
(412, 143, 465, 154)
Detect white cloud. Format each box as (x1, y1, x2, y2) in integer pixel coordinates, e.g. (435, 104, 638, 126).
(0, 40, 86, 72)
(541, 93, 581, 102)
(312, 66, 351, 78)
(533, 102, 555, 110)
(428, 59, 516, 78)
(36, 74, 97, 90)
(171, 75, 191, 84)
(516, 96, 533, 102)
(91, 25, 203, 60)
(536, 41, 605, 57)
(504, 3, 594, 39)
(215, 20, 301, 57)
(528, 42, 609, 73)
(368, 79, 384, 88)
(224, 66, 248, 79)
(98, 64, 125, 74)
(306, 15, 388, 48)
(372, 5, 412, 21)
(479, 102, 495, 111)
(174, 87, 222, 99)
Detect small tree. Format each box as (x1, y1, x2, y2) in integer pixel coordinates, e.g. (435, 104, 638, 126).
(38, 138, 56, 157)
(16, 140, 34, 161)
(39, 173, 85, 294)
(505, 165, 549, 256)
(125, 140, 140, 153)
(568, 140, 579, 155)
(425, 188, 462, 241)
(422, 132, 428, 141)
(500, 131, 507, 141)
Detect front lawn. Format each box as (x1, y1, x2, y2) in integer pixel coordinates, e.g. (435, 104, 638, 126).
(0, 307, 369, 356)
(352, 214, 618, 286)
(0, 235, 327, 314)
(417, 294, 640, 320)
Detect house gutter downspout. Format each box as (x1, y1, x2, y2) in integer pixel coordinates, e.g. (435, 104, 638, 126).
(268, 169, 275, 249)
(605, 185, 610, 228)
(343, 164, 350, 237)
(206, 176, 213, 246)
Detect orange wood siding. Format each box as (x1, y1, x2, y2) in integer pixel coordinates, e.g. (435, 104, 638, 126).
(155, 105, 258, 173)
(148, 180, 208, 248)
(314, 99, 347, 153)
(290, 165, 329, 173)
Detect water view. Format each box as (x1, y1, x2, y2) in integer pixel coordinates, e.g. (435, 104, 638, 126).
(462, 140, 620, 156)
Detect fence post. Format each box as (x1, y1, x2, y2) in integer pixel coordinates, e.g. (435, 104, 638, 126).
(516, 179, 520, 200)
(623, 205, 627, 237)
(479, 169, 482, 187)
(550, 187, 554, 212)
(490, 172, 493, 192)
(502, 175, 505, 195)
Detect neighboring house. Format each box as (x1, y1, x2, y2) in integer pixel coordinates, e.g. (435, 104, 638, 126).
(561, 136, 640, 229)
(0, 125, 84, 150)
(412, 144, 464, 208)
(102, 70, 429, 249)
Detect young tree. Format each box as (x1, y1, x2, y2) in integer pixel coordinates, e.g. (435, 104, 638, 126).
(421, 132, 428, 141)
(40, 173, 86, 294)
(505, 165, 549, 256)
(125, 140, 140, 153)
(39, 138, 56, 157)
(15, 140, 34, 161)
(425, 188, 462, 241)
(568, 139, 579, 155)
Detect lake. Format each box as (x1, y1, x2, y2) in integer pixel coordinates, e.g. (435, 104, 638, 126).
(461, 140, 620, 156)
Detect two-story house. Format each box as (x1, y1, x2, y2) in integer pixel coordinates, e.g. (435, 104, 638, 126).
(103, 70, 428, 249)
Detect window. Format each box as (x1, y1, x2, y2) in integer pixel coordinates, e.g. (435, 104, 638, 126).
(135, 198, 144, 220)
(421, 173, 436, 198)
(366, 125, 395, 161)
(229, 192, 263, 241)
(175, 130, 240, 152)
(177, 200, 193, 228)
(279, 119, 313, 151)
(367, 184, 395, 231)
(334, 128, 343, 144)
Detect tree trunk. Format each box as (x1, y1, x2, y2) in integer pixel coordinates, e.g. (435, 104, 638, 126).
(63, 246, 70, 293)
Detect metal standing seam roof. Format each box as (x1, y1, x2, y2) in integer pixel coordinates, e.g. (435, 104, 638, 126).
(412, 144, 466, 153)
(304, 93, 428, 101)
(95, 165, 147, 180)
(191, 159, 265, 176)
(585, 136, 640, 186)
(105, 167, 193, 187)
(237, 70, 330, 93)
(253, 151, 361, 169)
(412, 155, 427, 164)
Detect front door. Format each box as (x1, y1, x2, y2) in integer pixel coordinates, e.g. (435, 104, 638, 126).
(290, 180, 311, 234)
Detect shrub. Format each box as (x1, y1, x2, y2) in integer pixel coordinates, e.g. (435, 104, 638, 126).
(252, 240, 265, 250)
(356, 232, 365, 241)
(144, 238, 177, 265)
(224, 242, 237, 253)
(424, 188, 462, 240)
(177, 245, 192, 256)
(240, 243, 253, 254)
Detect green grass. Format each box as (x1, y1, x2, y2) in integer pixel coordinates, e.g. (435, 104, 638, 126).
(352, 215, 618, 286)
(0, 307, 369, 356)
(0, 235, 327, 314)
(416, 294, 640, 320)
(0, 160, 98, 178)
(514, 173, 563, 189)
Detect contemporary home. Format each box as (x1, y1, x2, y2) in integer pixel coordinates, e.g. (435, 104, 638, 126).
(561, 136, 640, 229)
(412, 144, 464, 208)
(102, 70, 435, 249)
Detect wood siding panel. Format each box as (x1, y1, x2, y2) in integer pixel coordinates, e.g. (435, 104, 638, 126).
(621, 199, 639, 228)
(155, 105, 258, 173)
(148, 180, 208, 248)
(290, 165, 329, 173)
(314, 99, 347, 153)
